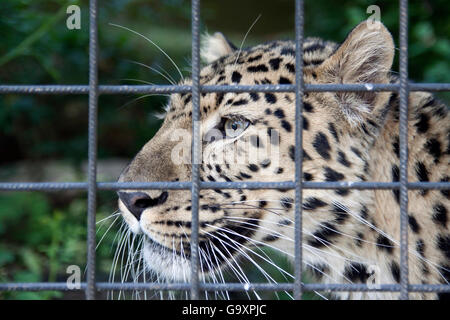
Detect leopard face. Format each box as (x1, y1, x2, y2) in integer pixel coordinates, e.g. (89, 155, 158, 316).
(117, 21, 449, 299)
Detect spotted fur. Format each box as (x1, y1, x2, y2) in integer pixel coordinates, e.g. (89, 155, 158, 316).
(117, 21, 449, 299)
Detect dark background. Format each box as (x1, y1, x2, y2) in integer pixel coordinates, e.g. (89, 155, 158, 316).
(0, 0, 448, 299)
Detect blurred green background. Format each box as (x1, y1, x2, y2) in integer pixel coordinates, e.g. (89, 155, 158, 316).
(0, 0, 448, 299)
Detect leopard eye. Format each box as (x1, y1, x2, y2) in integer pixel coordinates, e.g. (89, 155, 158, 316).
(224, 118, 250, 138)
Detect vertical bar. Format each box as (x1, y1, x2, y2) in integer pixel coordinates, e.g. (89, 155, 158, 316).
(190, 0, 201, 300)
(86, 0, 98, 300)
(398, 0, 409, 300)
(294, 0, 304, 300)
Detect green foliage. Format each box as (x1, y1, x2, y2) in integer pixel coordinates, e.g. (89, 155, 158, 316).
(0, 192, 119, 299)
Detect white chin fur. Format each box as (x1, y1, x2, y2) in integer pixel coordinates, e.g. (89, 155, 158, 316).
(143, 239, 191, 281)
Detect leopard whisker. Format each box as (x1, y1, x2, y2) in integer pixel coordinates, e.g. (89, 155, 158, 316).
(110, 23, 184, 81)
(126, 59, 176, 85)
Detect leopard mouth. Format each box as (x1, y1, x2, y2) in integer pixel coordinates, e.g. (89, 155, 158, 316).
(141, 219, 260, 280)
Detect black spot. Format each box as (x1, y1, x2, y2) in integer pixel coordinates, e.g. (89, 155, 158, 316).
(247, 64, 269, 72)
(303, 102, 314, 112)
(260, 159, 271, 168)
(259, 200, 267, 208)
(250, 92, 259, 101)
(308, 263, 329, 280)
(408, 215, 421, 233)
(250, 135, 264, 148)
(436, 234, 450, 259)
(415, 113, 430, 133)
(217, 75, 226, 82)
(415, 162, 429, 196)
(240, 172, 252, 179)
(281, 120, 292, 132)
(355, 233, 364, 247)
(392, 136, 400, 158)
(390, 261, 401, 283)
(350, 147, 363, 159)
(307, 222, 339, 248)
(304, 43, 324, 52)
(304, 58, 324, 66)
(275, 167, 284, 174)
(416, 239, 425, 257)
(335, 189, 350, 196)
(360, 205, 369, 220)
(232, 99, 249, 106)
(303, 197, 327, 210)
(392, 165, 400, 203)
(209, 204, 220, 213)
(303, 117, 309, 130)
(278, 219, 292, 226)
(215, 164, 222, 173)
(303, 149, 312, 161)
(424, 138, 442, 163)
(279, 77, 292, 84)
(303, 172, 313, 181)
(280, 47, 295, 56)
(280, 197, 293, 209)
(289, 145, 295, 162)
(344, 263, 370, 283)
(312, 132, 331, 160)
(268, 58, 282, 70)
(222, 192, 232, 199)
(323, 167, 344, 181)
(328, 123, 339, 142)
(231, 71, 242, 83)
(220, 174, 232, 182)
(337, 151, 351, 167)
(274, 108, 285, 118)
(285, 63, 295, 73)
(265, 93, 277, 104)
(216, 93, 224, 106)
(415, 162, 429, 182)
(207, 175, 215, 182)
(433, 203, 448, 227)
(247, 54, 262, 63)
(331, 203, 349, 224)
(263, 234, 279, 242)
(248, 164, 259, 172)
(376, 235, 394, 254)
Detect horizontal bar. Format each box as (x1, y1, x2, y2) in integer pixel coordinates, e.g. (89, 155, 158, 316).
(1, 83, 449, 95)
(0, 282, 448, 293)
(0, 181, 448, 191)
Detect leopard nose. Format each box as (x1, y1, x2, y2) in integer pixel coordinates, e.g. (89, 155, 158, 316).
(118, 191, 168, 220)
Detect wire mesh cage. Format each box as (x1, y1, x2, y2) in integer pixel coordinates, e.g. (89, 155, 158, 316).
(0, 0, 449, 300)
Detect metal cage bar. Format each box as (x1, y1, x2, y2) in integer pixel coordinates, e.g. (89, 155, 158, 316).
(190, 0, 201, 300)
(0, 0, 449, 300)
(86, 0, 98, 300)
(398, 0, 409, 300)
(293, 0, 304, 300)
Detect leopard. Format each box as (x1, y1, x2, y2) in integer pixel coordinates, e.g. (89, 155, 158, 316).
(116, 20, 449, 300)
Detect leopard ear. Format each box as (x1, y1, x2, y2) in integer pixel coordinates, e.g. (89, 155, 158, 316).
(317, 20, 395, 125)
(201, 32, 237, 64)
